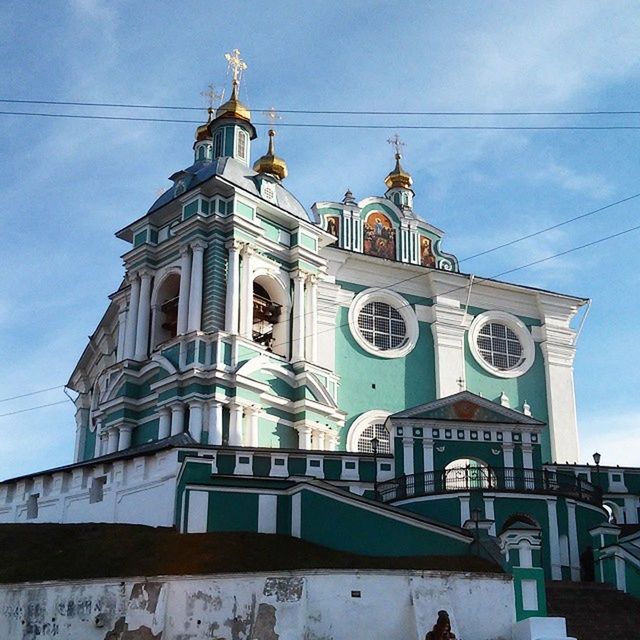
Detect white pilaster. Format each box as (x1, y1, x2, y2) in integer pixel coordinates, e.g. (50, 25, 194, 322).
(225, 240, 241, 334)
(305, 274, 318, 363)
(567, 501, 580, 581)
(188, 400, 204, 443)
(423, 440, 434, 472)
(459, 495, 471, 526)
(484, 497, 496, 536)
(430, 303, 468, 398)
(228, 401, 244, 446)
(239, 244, 255, 338)
(187, 240, 206, 333)
(315, 430, 326, 451)
(94, 420, 104, 458)
(118, 425, 132, 451)
(177, 246, 191, 335)
(134, 269, 153, 360)
(209, 401, 223, 445)
(157, 407, 171, 439)
(246, 405, 260, 447)
(402, 438, 414, 476)
(116, 306, 127, 362)
(292, 272, 306, 362)
(170, 403, 185, 436)
(546, 498, 563, 580)
(73, 406, 89, 462)
(123, 274, 140, 360)
(107, 427, 119, 454)
(297, 425, 312, 450)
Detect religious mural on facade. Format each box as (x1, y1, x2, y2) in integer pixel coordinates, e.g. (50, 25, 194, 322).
(420, 235, 436, 267)
(326, 216, 340, 240)
(363, 211, 396, 260)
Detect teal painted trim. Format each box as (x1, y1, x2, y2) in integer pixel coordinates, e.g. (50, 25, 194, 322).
(132, 419, 159, 446)
(183, 201, 199, 220)
(361, 202, 400, 224)
(82, 427, 96, 461)
(236, 200, 255, 220)
(298, 231, 317, 251)
(207, 490, 259, 532)
(133, 230, 148, 247)
(202, 238, 226, 332)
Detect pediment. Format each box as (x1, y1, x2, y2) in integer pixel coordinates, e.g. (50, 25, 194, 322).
(390, 391, 544, 425)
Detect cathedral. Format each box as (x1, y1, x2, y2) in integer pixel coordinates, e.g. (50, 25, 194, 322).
(1, 51, 639, 640)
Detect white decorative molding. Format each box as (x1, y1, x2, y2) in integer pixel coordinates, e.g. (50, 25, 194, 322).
(346, 410, 392, 453)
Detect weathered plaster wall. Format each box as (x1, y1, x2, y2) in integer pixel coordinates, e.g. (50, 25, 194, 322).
(0, 569, 515, 640)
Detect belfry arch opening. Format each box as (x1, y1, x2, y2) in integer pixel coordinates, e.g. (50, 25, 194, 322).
(153, 273, 180, 348)
(444, 458, 495, 490)
(252, 275, 288, 358)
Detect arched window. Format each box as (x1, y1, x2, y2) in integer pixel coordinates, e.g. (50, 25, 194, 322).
(346, 410, 392, 453)
(153, 273, 180, 348)
(251, 275, 289, 358)
(603, 501, 620, 524)
(444, 458, 495, 490)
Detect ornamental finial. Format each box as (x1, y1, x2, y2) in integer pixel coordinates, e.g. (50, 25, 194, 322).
(225, 48, 248, 87)
(387, 133, 406, 158)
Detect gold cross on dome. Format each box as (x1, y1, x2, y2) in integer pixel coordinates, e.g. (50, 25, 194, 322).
(387, 133, 406, 156)
(201, 84, 224, 109)
(267, 106, 282, 125)
(224, 48, 248, 85)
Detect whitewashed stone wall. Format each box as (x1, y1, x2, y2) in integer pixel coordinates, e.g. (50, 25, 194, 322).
(0, 569, 515, 640)
(0, 450, 179, 527)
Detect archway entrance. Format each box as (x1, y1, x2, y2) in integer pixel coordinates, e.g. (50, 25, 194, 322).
(252, 275, 289, 358)
(444, 458, 494, 490)
(153, 273, 180, 347)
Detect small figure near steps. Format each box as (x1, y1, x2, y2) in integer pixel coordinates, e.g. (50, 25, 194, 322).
(425, 610, 456, 640)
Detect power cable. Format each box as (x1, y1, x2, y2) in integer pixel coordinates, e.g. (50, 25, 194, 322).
(4, 110, 640, 130)
(0, 400, 69, 418)
(3, 98, 640, 117)
(0, 385, 65, 404)
(270, 220, 640, 352)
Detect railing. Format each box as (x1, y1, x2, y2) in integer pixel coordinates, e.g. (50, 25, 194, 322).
(375, 466, 602, 506)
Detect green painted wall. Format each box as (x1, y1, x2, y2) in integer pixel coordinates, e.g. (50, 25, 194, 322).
(202, 237, 227, 332)
(299, 489, 469, 556)
(207, 490, 259, 532)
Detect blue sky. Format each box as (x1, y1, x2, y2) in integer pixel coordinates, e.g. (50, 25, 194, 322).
(1, 1, 639, 478)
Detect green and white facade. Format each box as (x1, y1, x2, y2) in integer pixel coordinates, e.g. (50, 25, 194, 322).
(2, 74, 640, 615)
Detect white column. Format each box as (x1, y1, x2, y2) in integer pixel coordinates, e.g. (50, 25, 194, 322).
(123, 275, 140, 360)
(305, 275, 318, 363)
(208, 401, 223, 445)
(225, 241, 241, 334)
(292, 272, 306, 362)
(403, 438, 414, 476)
(522, 444, 534, 469)
(503, 444, 515, 489)
(459, 496, 471, 526)
(484, 497, 496, 536)
(116, 306, 127, 361)
(177, 246, 191, 335)
(170, 403, 185, 436)
(430, 302, 468, 397)
(99, 431, 109, 457)
(540, 334, 579, 463)
(297, 426, 312, 450)
(547, 498, 563, 580)
(315, 430, 326, 451)
(567, 501, 580, 581)
(188, 400, 204, 443)
(247, 406, 260, 447)
(228, 402, 244, 446)
(187, 241, 206, 333)
(134, 270, 153, 360)
(157, 408, 171, 439)
(239, 245, 254, 338)
(118, 425, 132, 451)
(107, 427, 119, 454)
(73, 406, 89, 462)
(94, 420, 104, 458)
(327, 433, 338, 452)
(423, 441, 434, 472)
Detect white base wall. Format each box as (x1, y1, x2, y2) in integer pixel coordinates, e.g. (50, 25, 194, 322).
(0, 570, 515, 640)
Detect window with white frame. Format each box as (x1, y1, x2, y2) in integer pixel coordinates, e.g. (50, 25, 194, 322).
(214, 131, 224, 158)
(348, 289, 419, 358)
(236, 130, 248, 161)
(357, 421, 391, 454)
(468, 311, 535, 378)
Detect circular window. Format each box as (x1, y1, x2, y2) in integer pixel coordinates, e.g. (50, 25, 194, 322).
(468, 311, 535, 378)
(348, 289, 418, 358)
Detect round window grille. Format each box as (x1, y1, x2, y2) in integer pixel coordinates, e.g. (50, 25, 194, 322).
(357, 422, 391, 454)
(476, 322, 524, 371)
(357, 301, 407, 351)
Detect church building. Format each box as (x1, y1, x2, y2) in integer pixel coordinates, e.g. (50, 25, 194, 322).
(1, 51, 639, 640)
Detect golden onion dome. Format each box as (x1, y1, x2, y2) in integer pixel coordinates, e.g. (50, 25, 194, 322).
(253, 129, 288, 181)
(215, 80, 251, 122)
(384, 153, 413, 190)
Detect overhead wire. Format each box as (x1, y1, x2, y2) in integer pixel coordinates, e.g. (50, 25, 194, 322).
(0, 400, 69, 418)
(0, 385, 65, 404)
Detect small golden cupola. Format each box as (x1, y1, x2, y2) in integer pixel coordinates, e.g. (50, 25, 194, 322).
(384, 134, 415, 210)
(253, 129, 288, 181)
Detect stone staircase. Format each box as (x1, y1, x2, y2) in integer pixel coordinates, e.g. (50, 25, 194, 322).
(546, 581, 640, 640)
